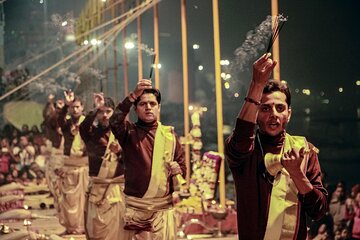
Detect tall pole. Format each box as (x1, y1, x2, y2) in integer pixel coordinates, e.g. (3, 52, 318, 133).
(271, 0, 281, 80)
(43, 0, 48, 40)
(112, 0, 118, 102)
(212, 0, 225, 207)
(137, 0, 143, 81)
(180, 0, 190, 186)
(121, 1, 129, 97)
(153, 3, 160, 89)
(0, 1, 5, 69)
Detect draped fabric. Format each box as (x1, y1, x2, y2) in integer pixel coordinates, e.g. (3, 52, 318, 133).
(85, 176, 130, 240)
(57, 162, 88, 234)
(264, 134, 310, 240)
(143, 122, 175, 199)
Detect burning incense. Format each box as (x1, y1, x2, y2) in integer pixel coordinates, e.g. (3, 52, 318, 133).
(266, 14, 288, 53)
(149, 54, 156, 79)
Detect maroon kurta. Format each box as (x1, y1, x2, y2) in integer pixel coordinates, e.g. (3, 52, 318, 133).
(79, 110, 124, 177)
(57, 105, 86, 157)
(110, 97, 186, 198)
(225, 119, 328, 240)
(43, 102, 62, 149)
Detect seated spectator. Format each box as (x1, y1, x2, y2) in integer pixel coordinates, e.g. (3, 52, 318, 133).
(313, 223, 330, 240)
(21, 124, 30, 136)
(330, 182, 347, 232)
(15, 135, 36, 167)
(346, 188, 360, 240)
(0, 138, 15, 173)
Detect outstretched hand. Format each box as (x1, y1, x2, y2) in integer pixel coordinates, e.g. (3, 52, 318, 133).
(133, 79, 153, 98)
(47, 93, 55, 103)
(93, 92, 104, 109)
(64, 90, 74, 105)
(252, 53, 277, 86)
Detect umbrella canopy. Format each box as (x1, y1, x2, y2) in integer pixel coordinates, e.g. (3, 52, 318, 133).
(3, 101, 44, 130)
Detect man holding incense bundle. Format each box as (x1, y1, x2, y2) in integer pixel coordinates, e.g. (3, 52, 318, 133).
(110, 79, 186, 240)
(79, 93, 128, 240)
(225, 53, 328, 240)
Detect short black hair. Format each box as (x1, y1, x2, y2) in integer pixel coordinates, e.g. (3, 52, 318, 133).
(134, 88, 162, 106)
(263, 80, 291, 107)
(104, 97, 115, 109)
(73, 96, 84, 105)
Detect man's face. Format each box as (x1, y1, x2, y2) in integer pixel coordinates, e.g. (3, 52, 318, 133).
(70, 100, 84, 118)
(96, 106, 114, 127)
(19, 136, 28, 147)
(135, 93, 160, 123)
(333, 186, 344, 199)
(257, 91, 291, 136)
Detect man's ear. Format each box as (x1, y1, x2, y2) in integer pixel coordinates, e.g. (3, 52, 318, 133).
(287, 107, 292, 122)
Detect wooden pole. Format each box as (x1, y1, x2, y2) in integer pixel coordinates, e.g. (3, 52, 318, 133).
(153, 3, 160, 89)
(212, 0, 226, 207)
(122, 1, 129, 97)
(180, 0, 191, 187)
(271, 0, 281, 80)
(112, 0, 118, 102)
(137, 0, 143, 81)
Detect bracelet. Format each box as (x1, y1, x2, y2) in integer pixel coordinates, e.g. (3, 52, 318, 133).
(244, 97, 261, 106)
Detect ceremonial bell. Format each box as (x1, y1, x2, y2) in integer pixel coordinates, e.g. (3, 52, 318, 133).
(173, 173, 187, 191)
(264, 152, 283, 176)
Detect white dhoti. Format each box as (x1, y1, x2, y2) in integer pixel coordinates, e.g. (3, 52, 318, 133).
(57, 157, 88, 234)
(45, 147, 63, 210)
(85, 176, 133, 240)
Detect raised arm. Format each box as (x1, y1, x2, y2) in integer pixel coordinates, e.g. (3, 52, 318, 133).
(225, 54, 276, 168)
(56, 99, 67, 130)
(238, 53, 277, 122)
(79, 93, 103, 143)
(110, 79, 152, 145)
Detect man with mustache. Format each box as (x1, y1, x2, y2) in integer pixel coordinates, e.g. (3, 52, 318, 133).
(110, 79, 186, 240)
(56, 90, 88, 235)
(79, 93, 128, 240)
(225, 53, 328, 240)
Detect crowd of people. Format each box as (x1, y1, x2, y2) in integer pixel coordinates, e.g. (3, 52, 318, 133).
(0, 123, 47, 186)
(308, 182, 360, 240)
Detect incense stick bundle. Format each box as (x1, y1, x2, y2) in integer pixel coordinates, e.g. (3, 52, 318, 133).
(266, 14, 288, 53)
(149, 54, 156, 79)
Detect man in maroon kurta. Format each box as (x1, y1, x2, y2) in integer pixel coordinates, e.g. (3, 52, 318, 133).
(56, 91, 88, 234)
(43, 94, 63, 210)
(110, 79, 186, 239)
(225, 53, 328, 240)
(80, 94, 128, 240)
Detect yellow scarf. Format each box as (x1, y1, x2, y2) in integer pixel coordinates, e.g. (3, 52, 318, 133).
(97, 132, 119, 179)
(69, 115, 85, 157)
(264, 133, 314, 240)
(142, 122, 175, 199)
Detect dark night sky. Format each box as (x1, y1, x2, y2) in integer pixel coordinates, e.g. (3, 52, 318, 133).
(3, 0, 360, 187)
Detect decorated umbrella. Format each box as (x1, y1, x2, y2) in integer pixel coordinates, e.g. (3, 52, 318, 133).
(3, 101, 44, 130)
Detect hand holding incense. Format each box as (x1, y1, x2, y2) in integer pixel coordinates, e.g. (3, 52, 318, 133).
(266, 14, 288, 53)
